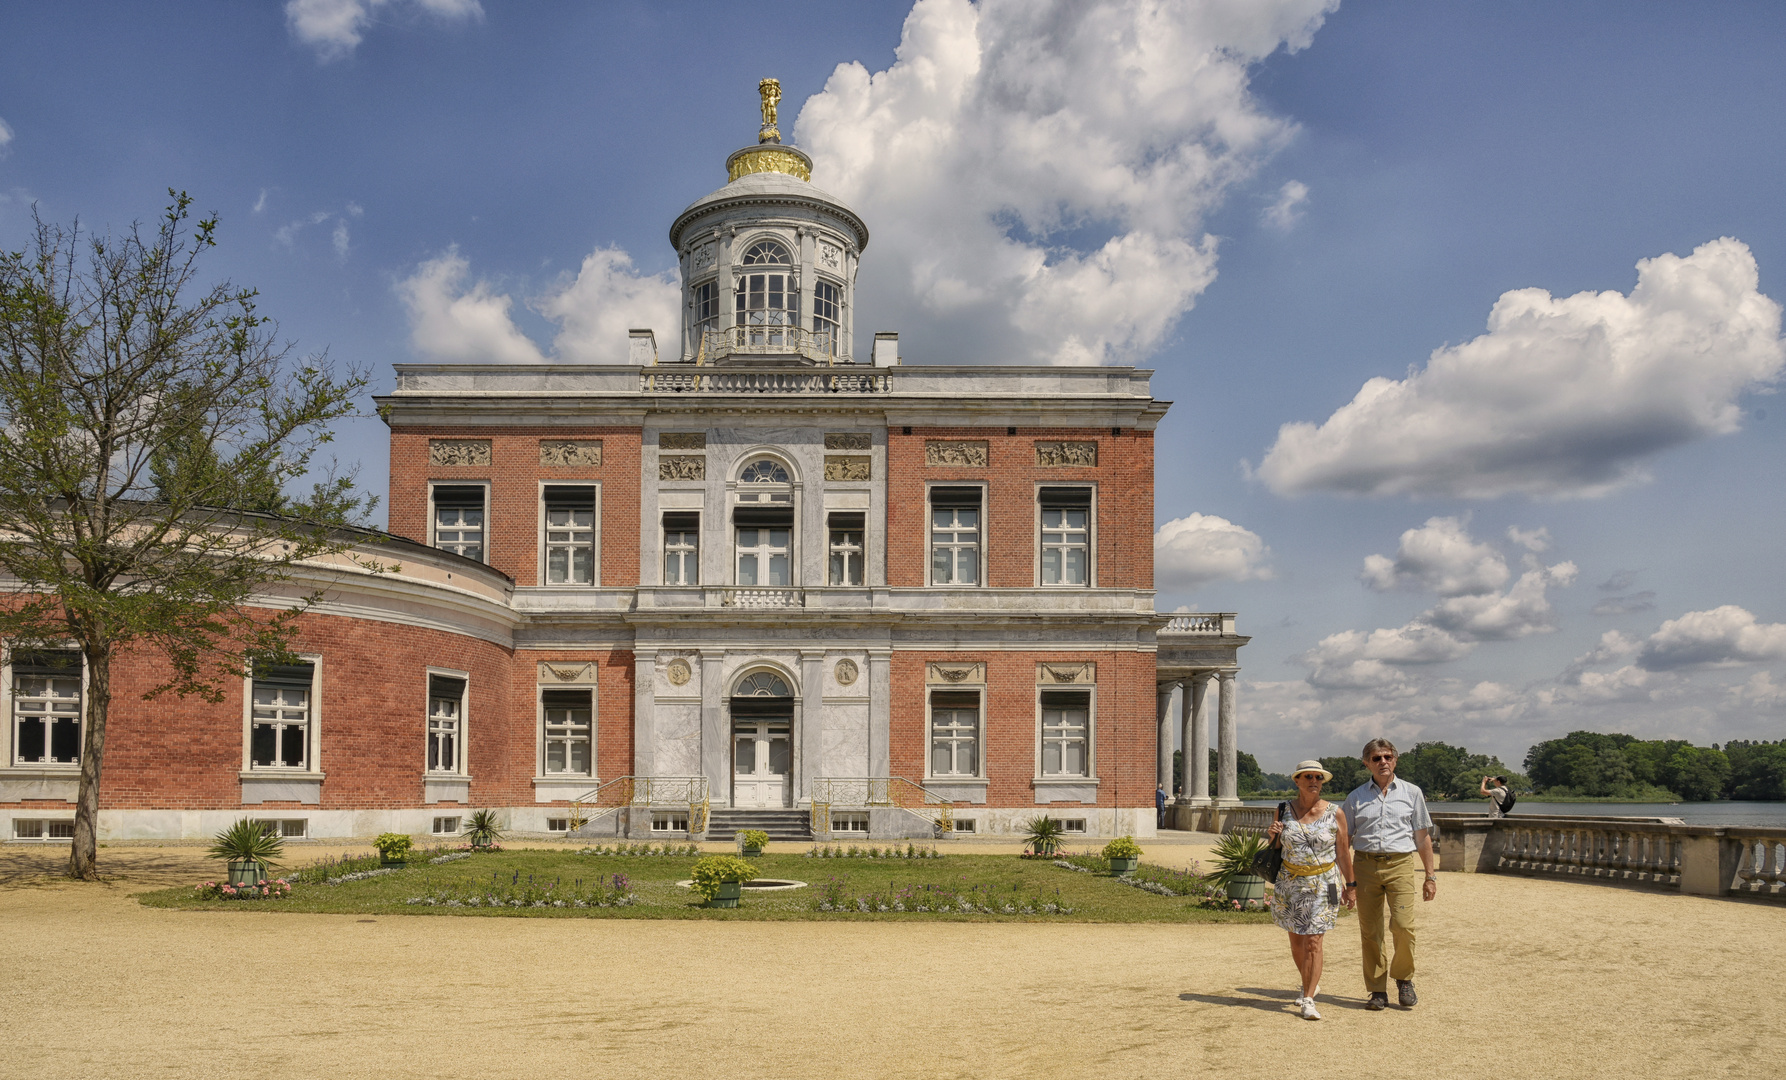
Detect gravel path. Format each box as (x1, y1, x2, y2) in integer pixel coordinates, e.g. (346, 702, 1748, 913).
(2, 839, 1779, 1079)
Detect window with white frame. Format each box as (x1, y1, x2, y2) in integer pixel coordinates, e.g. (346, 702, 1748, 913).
(828, 512, 864, 586)
(830, 811, 869, 833)
(929, 690, 981, 778)
(1040, 689, 1091, 777)
(13, 819, 75, 840)
(735, 241, 793, 347)
(663, 512, 699, 585)
(250, 662, 315, 770)
(543, 485, 596, 585)
(427, 674, 466, 774)
(546, 817, 570, 833)
(735, 516, 791, 586)
(653, 811, 690, 832)
(11, 649, 81, 766)
(951, 817, 977, 834)
(541, 688, 593, 776)
(693, 279, 721, 350)
(254, 819, 308, 838)
(812, 279, 841, 356)
(1039, 487, 1091, 586)
(1060, 818, 1087, 833)
(433, 486, 486, 562)
(929, 487, 981, 585)
(432, 816, 461, 835)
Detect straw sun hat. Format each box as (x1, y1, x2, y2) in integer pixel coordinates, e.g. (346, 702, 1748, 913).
(1291, 760, 1333, 782)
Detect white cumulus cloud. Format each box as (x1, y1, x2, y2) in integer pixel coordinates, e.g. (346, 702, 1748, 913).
(396, 248, 546, 365)
(536, 248, 681, 365)
(1263, 180, 1309, 231)
(1360, 515, 1509, 596)
(794, 0, 1338, 365)
(1154, 513, 1272, 590)
(285, 0, 482, 62)
(1255, 238, 1786, 498)
(0, 116, 13, 154)
(1637, 605, 1786, 671)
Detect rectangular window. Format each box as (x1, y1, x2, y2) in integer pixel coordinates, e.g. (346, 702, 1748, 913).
(432, 816, 461, 836)
(663, 512, 699, 586)
(1060, 818, 1087, 833)
(433, 485, 486, 562)
(929, 690, 981, 778)
(543, 485, 596, 585)
(1039, 487, 1092, 586)
(250, 662, 315, 770)
(546, 817, 570, 833)
(830, 811, 869, 833)
(11, 650, 81, 766)
(652, 812, 690, 832)
(812, 279, 841, 356)
(827, 512, 864, 586)
(951, 818, 976, 834)
(734, 507, 792, 587)
(1040, 689, 1091, 777)
(254, 819, 308, 839)
(694, 280, 721, 346)
(13, 819, 75, 840)
(541, 688, 593, 776)
(929, 487, 981, 585)
(427, 674, 466, 774)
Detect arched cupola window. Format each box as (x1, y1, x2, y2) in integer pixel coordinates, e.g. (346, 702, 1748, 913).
(736, 240, 794, 347)
(739, 458, 791, 484)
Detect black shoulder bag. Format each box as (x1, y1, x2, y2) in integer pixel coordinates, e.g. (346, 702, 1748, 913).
(1250, 801, 1289, 881)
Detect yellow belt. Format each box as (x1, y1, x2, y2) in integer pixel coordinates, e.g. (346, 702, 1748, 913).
(1282, 859, 1335, 878)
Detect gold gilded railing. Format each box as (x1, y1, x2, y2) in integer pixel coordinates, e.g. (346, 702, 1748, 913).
(810, 776, 955, 834)
(570, 776, 711, 833)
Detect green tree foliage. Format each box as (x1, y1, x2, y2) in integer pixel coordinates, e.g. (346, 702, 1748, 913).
(1320, 756, 1370, 796)
(1726, 742, 1786, 801)
(0, 193, 376, 879)
(1521, 731, 1770, 801)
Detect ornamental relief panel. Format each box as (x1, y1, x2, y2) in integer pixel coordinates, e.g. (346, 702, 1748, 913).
(926, 662, 986, 686)
(833, 658, 859, 686)
(925, 441, 988, 468)
(539, 440, 602, 467)
(1037, 662, 1096, 685)
(538, 662, 595, 684)
(1035, 441, 1097, 467)
(818, 241, 842, 271)
(691, 243, 716, 273)
(665, 658, 693, 687)
(659, 432, 706, 450)
(824, 432, 871, 451)
(430, 439, 491, 467)
(659, 455, 706, 481)
(823, 455, 871, 482)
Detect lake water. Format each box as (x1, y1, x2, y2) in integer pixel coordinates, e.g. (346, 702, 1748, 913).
(1243, 799, 1786, 828)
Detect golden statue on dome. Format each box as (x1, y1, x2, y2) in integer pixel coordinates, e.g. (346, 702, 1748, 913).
(758, 77, 782, 143)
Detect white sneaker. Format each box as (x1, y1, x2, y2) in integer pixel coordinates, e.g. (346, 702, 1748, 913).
(1300, 998, 1322, 1021)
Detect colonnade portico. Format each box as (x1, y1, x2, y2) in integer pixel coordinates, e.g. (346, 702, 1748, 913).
(1155, 614, 1249, 832)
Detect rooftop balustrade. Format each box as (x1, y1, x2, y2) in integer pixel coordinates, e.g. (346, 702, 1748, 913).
(1160, 613, 1238, 635)
(692, 325, 844, 365)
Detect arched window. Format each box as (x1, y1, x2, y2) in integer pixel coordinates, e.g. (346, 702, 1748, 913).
(736, 240, 793, 346)
(734, 671, 791, 697)
(739, 458, 791, 484)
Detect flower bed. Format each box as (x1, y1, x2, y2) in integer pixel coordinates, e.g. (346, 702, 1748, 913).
(405, 872, 634, 909)
(805, 843, 941, 860)
(810, 874, 1075, 915)
(576, 842, 698, 857)
(195, 878, 292, 901)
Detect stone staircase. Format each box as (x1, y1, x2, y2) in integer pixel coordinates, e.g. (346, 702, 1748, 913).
(705, 808, 812, 842)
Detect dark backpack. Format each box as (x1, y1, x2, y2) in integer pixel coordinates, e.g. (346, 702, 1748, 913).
(1498, 788, 1517, 815)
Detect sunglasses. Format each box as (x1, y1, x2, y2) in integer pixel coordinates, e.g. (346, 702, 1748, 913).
(1369, 754, 1396, 763)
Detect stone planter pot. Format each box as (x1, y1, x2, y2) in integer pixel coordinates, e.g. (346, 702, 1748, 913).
(226, 860, 265, 887)
(380, 857, 407, 868)
(741, 846, 765, 858)
(710, 881, 743, 908)
(1224, 874, 1266, 902)
(1107, 857, 1139, 874)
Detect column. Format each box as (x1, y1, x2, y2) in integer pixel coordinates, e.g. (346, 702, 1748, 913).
(867, 649, 892, 778)
(1189, 672, 1211, 805)
(1155, 682, 1175, 792)
(632, 650, 657, 778)
(798, 651, 825, 803)
(700, 652, 727, 804)
(1215, 670, 1239, 807)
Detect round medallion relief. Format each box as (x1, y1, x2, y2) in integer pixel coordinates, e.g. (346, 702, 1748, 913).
(665, 658, 692, 686)
(834, 659, 859, 687)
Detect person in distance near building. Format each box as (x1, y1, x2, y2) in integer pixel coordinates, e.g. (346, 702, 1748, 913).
(1340, 738, 1437, 1011)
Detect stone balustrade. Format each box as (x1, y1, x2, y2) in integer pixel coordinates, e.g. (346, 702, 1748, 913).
(1433, 813, 1785, 901)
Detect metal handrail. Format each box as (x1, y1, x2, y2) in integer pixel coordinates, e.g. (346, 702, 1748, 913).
(696, 325, 841, 365)
(810, 775, 955, 833)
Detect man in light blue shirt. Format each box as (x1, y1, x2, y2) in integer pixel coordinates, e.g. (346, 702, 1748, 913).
(1339, 739, 1437, 1011)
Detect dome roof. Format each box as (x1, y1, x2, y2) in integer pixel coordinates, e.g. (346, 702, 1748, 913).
(669, 167, 869, 251)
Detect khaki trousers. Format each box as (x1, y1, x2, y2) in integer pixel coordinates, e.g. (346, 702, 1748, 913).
(1355, 850, 1419, 990)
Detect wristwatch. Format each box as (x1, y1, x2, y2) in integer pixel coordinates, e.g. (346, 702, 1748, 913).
(1344, 880, 1357, 888)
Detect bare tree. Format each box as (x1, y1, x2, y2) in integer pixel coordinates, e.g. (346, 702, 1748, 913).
(0, 192, 376, 879)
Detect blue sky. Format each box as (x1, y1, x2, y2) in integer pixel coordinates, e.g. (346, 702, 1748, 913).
(4, 1, 1784, 772)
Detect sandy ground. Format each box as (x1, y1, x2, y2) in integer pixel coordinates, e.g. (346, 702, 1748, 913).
(2, 835, 1781, 1080)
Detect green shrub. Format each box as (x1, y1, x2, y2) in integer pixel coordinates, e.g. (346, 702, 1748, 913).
(1101, 835, 1142, 860)
(688, 854, 759, 903)
(739, 829, 770, 850)
(373, 833, 414, 861)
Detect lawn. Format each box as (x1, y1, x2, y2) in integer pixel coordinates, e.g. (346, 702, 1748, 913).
(136, 844, 1276, 924)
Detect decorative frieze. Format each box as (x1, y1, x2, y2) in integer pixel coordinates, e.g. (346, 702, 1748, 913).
(925, 440, 988, 468)
(824, 455, 871, 481)
(659, 455, 706, 481)
(429, 439, 491, 467)
(926, 662, 986, 685)
(538, 662, 594, 684)
(1037, 662, 1096, 685)
(1035, 441, 1097, 467)
(825, 432, 871, 451)
(659, 432, 706, 450)
(539, 440, 602, 467)
(833, 658, 859, 686)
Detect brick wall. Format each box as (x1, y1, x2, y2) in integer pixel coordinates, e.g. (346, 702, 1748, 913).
(889, 650, 1155, 808)
(389, 427, 642, 587)
(885, 427, 1153, 588)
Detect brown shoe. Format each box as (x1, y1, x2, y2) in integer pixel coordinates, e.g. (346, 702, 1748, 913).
(1397, 980, 1418, 1008)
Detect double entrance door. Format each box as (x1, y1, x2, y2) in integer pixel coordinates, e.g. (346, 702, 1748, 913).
(732, 716, 792, 808)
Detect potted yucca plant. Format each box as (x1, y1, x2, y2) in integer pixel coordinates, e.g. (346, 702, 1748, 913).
(208, 818, 284, 886)
(1208, 830, 1271, 902)
(1023, 815, 1065, 858)
(462, 808, 504, 850)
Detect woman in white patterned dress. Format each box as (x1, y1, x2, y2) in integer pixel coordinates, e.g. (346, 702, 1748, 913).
(1266, 760, 1356, 1020)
